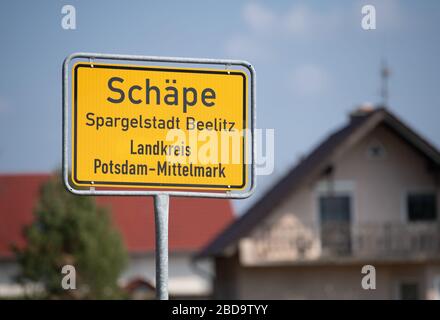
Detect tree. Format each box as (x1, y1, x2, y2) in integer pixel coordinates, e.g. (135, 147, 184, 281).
(14, 173, 128, 299)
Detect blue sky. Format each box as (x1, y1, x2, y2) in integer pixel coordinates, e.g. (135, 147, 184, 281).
(0, 1, 439, 212)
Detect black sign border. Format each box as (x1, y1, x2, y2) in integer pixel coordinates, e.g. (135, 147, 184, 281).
(72, 63, 247, 190)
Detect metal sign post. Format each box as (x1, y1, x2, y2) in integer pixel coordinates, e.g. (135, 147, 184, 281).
(154, 194, 169, 300)
(62, 53, 256, 300)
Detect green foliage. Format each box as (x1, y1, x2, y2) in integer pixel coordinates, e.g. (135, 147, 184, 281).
(14, 173, 128, 299)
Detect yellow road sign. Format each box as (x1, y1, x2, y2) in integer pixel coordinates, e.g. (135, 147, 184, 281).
(72, 62, 248, 190)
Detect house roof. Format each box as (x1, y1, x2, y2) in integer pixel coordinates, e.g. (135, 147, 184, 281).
(0, 174, 234, 258)
(198, 107, 440, 258)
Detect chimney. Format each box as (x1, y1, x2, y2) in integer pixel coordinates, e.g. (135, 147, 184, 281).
(350, 103, 375, 120)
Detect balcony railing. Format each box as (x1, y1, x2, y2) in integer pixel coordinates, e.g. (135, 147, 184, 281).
(240, 222, 440, 265)
(351, 222, 440, 259)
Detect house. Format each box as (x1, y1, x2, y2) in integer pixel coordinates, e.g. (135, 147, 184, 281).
(0, 174, 233, 298)
(199, 106, 440, 300)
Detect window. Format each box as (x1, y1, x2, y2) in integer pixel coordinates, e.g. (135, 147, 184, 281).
(319, 195, 352, 255)
(367, 141, 386, 159)
(320, 195, 351, 223)
(434, 276, 440, 300)
(399, 282, 419, 300)
(407, 193, 437, 222)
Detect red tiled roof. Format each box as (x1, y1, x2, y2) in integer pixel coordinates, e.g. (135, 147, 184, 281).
(0, 174, 234, 258)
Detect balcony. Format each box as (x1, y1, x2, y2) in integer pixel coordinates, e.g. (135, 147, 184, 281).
(239, 221, 440, 266)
